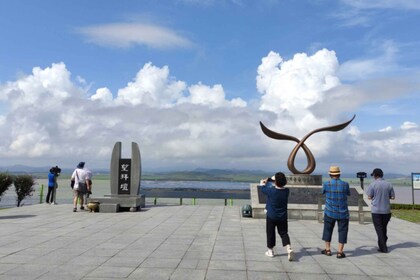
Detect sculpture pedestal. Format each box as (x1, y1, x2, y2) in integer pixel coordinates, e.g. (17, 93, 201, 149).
(88, 195, 145, 213)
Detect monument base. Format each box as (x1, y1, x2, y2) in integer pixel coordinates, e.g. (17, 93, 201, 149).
(88, 194, 146, 213)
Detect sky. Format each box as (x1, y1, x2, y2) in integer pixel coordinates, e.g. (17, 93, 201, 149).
(0, 0, 419, 175)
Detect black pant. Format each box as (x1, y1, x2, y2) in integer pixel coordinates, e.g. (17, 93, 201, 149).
(266, 216, 290, 249)
(371, 213, 391, 252)
(46, 187, 54, 203)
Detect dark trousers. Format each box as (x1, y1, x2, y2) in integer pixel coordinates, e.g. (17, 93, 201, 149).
(322, 214, 349, 244)
(266, 216, 291, 249)
(371, 213, 391, 251)
(46, 187, 54, 203)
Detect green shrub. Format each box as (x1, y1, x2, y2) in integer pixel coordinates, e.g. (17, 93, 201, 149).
(0, 173, 13, 200)
(391, 203, 420, 210)
(13, 175, 35, 207)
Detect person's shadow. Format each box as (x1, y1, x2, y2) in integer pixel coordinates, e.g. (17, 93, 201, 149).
(0, 214, 36, 219)
(349, 242, 420, 257)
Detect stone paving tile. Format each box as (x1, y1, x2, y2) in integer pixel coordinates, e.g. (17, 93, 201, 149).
(247, 271, 289, 280)
(184, 250, 212, 260)
(0, 264, 18, 274)
(245, 260, 283, 272)
(178, 258, 209, 270)
(140, 257, 181, 269)
(85, 265, 135, 278)
(205, 269, 247, 280)
(170, 268, 206, 280)
(208, 259, 246, 270)
(128, 267, 174, 279)
(288, 272, 333, 280)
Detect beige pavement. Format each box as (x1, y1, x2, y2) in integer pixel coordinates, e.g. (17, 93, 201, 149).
(0, 203, 419, 279)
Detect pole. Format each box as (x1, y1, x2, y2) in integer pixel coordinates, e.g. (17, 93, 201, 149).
(39, 184, 44, 204)
(412, 173, 415, 208)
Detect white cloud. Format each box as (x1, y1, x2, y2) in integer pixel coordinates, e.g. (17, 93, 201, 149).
(0, 50, 419, 174)
(91, 87, 113, 103)
(401, 121, 418, 130)
(338, 40, 399, 81)
(379, 126, 393, 132)
(77, 23, 193, 49)
(341, 0, 420, 10)
(116, 63, 187, 107)
(178, 83, 246, 108)
(0, 62, 253, 170)
(257, 49, 340, 120)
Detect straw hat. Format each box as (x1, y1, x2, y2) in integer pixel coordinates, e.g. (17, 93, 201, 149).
(329, 166, 341, 176)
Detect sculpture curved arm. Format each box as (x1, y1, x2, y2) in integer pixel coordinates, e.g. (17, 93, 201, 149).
(259, 115, 355, 174)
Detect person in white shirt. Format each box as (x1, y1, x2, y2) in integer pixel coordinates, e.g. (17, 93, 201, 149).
(71, 162, 88, 212)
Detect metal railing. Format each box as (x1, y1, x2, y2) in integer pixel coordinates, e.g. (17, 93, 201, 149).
(140, 188, 250, 206)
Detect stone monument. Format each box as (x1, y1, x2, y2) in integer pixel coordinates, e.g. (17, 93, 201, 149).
(251, 115, 371, 223)
(88, 142, 145, 212)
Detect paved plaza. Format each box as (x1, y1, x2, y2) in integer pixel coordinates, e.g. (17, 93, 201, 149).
(0, 203, 419, 280)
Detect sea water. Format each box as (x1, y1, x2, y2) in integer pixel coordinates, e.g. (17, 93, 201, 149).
(0, 179, 250, 208)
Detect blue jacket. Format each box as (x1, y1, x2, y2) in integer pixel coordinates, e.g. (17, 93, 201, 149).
(262, 182, 289, 221)
(48, 172, 55, 188)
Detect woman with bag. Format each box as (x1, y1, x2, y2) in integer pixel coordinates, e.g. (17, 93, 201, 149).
(70, 162, 88, 212)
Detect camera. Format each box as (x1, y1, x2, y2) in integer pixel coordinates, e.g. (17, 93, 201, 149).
(50, 166, 61, 177)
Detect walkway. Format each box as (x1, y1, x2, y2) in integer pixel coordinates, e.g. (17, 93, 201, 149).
(0, 204, 419, 279)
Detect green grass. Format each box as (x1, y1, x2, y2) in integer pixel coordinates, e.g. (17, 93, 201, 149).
(391, 203, 420, 223)
(392, 209, 420, 223)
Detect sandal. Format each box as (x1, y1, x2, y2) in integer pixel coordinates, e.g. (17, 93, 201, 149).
(336, 252, 346, 259)
(321, 249, 332, 256)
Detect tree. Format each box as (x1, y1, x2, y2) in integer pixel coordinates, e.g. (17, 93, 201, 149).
(0, 173, 13, 201)
(13, 175, 35, 207)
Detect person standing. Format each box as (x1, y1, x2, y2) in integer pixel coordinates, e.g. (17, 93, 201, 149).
(46, 167, 56, 204)
(71, 162, 88, 212)
(366, 168, 395, 253)
(321, 166, 350, 259)
(261, 172, 294, 261)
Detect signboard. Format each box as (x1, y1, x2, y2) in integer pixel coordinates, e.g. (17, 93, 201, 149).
(412, 173, 420, 190)
(118, 159, 131, 195)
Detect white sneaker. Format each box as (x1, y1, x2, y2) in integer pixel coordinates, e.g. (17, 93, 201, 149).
(288, 249, 294, 261)
(265, 249, 274, 257)
(51, 202, 56, 205)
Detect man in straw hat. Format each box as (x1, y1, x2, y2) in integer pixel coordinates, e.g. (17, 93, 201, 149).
(321, 166, 350, 259)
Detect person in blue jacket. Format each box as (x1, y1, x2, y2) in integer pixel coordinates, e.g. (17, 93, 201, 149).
(46, 167, 56, 204)
(261, 172, 294, 261)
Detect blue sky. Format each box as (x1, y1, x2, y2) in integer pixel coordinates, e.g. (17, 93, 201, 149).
(0, 0, 419, 175)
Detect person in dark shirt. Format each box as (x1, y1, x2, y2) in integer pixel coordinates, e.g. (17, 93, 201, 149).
(261, 172, 294, 261)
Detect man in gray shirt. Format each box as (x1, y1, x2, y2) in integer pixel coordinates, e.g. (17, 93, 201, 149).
(366, 168, 395, 253)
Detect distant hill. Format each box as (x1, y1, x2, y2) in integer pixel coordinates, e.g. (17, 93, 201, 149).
(0, 165, 410, 182)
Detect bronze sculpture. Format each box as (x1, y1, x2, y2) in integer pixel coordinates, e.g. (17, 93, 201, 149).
(260, 115, 355, 175)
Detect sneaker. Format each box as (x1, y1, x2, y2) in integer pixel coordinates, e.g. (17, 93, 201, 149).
(288, 249, 294, 261)
(80, 206, 85, 210)
(51, 202, 56, 205)
(265, 249, 274, 257)
(73, 208, 77, 212)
